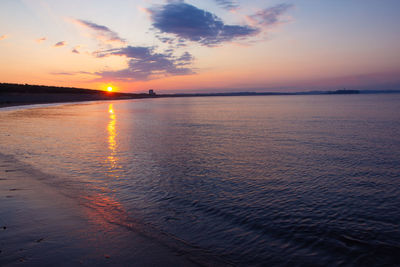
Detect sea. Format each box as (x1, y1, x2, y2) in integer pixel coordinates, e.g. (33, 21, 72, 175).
(1, 94, 400, 265)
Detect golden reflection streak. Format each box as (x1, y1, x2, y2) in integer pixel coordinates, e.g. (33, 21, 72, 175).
(107, 104, 117, 169)
(72, 103, 128, 235)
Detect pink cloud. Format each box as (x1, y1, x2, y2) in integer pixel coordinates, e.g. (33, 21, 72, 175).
(72, 45, 81, 54)
(70, 19, 126, 46)
(36, 37, 47, 43)
(54, 41, 67, 47)
(246, 4, 293, 28)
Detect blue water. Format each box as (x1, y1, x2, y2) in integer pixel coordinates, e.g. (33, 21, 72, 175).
(1, 94, 400, 265)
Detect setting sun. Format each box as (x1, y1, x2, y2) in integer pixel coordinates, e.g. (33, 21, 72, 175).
(107, 86, 113, 92)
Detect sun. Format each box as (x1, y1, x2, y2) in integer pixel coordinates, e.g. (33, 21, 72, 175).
(107, 86, 113, 92)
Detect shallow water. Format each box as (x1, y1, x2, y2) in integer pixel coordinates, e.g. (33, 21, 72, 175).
(1, 95, 400, 265)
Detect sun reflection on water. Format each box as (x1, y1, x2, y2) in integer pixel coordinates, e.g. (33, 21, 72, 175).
(107, 104, 118, 170)
(77, 103, 128, 234)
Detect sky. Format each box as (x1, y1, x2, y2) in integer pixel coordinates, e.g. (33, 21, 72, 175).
(0, 0, 399, 93)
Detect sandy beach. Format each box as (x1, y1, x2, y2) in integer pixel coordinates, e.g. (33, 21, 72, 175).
(0, 152, 199, 266)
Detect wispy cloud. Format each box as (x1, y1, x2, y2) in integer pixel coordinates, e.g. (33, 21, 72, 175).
(51, 71, 94, 76)
(148, 2, 259, 46)
(72, 19, 126, 46)
(36, 37, 47, 43)
(94, 46, 194, 81)
(0, 35, 8, 41)
(54, 41, 67, 47)
(248, 4, 293, 28)
(214, 0, 239, 11)
(51, 72, 75, 76)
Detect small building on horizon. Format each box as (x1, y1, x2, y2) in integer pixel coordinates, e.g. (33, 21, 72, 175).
(149, 89, 156, 96)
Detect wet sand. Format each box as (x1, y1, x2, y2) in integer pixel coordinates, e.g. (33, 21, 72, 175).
(0, 153, 197, 266)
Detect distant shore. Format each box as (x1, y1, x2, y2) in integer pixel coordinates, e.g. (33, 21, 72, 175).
(0, 83, 155, 108)
(2, 82, 400, 109)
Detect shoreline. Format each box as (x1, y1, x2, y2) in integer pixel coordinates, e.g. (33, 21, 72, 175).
(0, 93, 152, 110)
(0, 152, 200, 266)
(0, 99, 127, 111)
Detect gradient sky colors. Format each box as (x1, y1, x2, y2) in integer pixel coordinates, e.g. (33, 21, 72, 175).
(0, 0, 399, 93)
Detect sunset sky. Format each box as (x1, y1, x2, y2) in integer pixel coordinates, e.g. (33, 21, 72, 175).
(1, 0, 399, 93)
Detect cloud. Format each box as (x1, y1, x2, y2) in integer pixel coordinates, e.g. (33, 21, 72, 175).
(67, 18, 194, 81)
(214, 0, 239, 10)
(0, 35, 8, 41)
(72, 45, 81, 54)
(51, 72, 74, 76)
(148, 2, 259, 46)
(248, 4, 293, 28)
(36, 37, 47, 43)
(176, 52, 193, 65)
(72, 19, 126, 46)
(54, 41, 67, 47)
(95, 46, 194, 81)
(51, 71, 94, 76)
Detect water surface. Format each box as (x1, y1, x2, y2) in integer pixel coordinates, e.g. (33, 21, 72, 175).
(1, 95, 400, 265)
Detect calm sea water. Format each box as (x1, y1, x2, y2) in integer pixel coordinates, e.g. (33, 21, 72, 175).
(1, 95, 400, 265)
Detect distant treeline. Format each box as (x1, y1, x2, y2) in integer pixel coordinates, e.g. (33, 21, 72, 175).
(0, 83, 144, 97)
(326, 89, 360, 95)
(0, 83, 154, 107)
